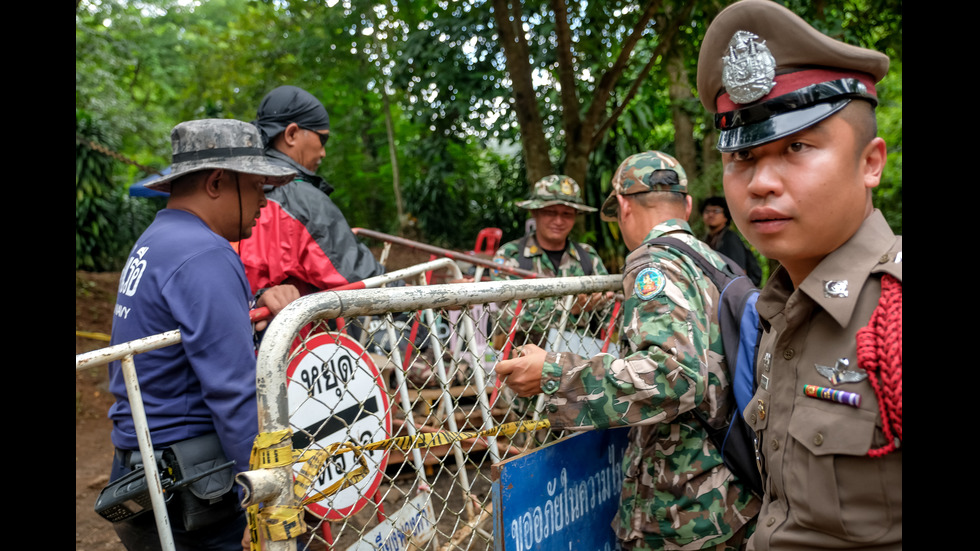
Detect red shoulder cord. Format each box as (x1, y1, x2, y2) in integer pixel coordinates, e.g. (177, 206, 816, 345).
(856, 274, 902, 457)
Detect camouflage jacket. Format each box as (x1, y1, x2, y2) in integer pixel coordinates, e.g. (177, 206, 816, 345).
(538, 219, 760, 550)
(491, 233, 610, 341)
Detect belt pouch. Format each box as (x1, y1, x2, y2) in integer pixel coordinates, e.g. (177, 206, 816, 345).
(166, 433, 238, 531)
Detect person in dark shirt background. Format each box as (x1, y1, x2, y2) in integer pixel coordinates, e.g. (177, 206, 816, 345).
(701, 196, 762, 285)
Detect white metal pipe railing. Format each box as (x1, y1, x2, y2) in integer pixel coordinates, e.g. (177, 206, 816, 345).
(77, 334, 184, 551)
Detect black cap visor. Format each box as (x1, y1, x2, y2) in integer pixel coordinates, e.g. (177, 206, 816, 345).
(717, 99, 850, 152)
(715, 78, 878, 152)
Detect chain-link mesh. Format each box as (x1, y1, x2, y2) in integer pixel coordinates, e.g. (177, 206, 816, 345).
(256, 273, 623, 551)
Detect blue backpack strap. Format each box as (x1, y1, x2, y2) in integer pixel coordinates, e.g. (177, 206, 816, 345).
(733, 289, 761, 414)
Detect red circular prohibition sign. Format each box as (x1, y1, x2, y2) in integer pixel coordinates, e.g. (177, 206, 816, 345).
(285, 331, 392, 519)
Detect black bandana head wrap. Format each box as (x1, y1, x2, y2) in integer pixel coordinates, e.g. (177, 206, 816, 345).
(253, 85, 330, 147)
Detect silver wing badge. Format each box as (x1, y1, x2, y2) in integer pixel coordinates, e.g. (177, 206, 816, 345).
(815, 358, 867, 385)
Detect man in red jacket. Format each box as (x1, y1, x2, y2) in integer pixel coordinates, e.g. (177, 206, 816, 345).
(238, 85, 387, 297)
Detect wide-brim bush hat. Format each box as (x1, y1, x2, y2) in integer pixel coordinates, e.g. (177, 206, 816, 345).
(516, 175, 597, 213)
(144, 118, 296, 193)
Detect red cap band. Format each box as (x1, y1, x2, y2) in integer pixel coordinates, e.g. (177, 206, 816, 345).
(716, 69, 878, 112)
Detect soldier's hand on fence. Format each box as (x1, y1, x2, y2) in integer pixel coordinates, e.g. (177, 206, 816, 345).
(495, 344, 547, 397)
(570, 291, 614, 315)
(255, 284, 301, 331)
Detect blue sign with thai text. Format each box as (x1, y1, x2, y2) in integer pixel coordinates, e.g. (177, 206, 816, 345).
(491, 428, 629, 551)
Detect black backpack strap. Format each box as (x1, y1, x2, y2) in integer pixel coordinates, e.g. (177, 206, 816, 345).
(572, 241, 594, 276)
(516, 233, 533, 272)
(645, 236, 734, 290)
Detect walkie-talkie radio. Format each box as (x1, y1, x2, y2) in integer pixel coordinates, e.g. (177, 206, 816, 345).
(95, 456, 234, 523)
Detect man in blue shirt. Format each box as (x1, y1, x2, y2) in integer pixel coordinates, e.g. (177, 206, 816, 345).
(107, 119, 299, 550)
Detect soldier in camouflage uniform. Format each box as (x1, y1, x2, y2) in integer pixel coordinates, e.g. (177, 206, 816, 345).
(491, 175, 611, 348)
(496, 152, 761, 550)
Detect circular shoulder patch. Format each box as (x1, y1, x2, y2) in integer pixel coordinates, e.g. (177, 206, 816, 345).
(634, 267, 666, 301)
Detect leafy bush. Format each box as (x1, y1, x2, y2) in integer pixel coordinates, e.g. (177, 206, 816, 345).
(76, 110, 161, 271)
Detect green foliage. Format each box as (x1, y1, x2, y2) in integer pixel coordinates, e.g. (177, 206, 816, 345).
(75, 0, 903, 271)
(875, 60, 902, 235)
(403, 133, 526, 249)
(76, 110, 161, 271)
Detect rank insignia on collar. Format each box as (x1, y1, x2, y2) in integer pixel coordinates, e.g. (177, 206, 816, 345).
(815, 358, 867, 385)
(824, 280, 849, 298)
(634, 267, 666, 301)
(722, 30, 776, 104)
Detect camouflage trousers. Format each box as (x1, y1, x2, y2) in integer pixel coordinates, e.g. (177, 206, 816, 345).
(620, 520, 754, 551)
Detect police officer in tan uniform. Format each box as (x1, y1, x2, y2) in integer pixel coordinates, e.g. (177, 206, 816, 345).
(696, 1, 902, 549)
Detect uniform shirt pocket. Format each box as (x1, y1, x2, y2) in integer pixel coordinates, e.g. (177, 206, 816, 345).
(786, 401, 895, 542)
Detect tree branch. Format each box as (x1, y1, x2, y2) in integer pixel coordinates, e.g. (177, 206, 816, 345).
(591, 0, 696, 149)
(551, 0, 582, 145)
(580, 0, 663, 140)
(491, 0, 554, 182)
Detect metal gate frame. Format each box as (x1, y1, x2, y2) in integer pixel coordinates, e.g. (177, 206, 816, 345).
(240, 273, 622, 551)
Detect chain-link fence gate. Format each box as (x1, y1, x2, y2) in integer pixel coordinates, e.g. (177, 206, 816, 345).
(244, 256, 623, 551)
(76, 259, 624, 551)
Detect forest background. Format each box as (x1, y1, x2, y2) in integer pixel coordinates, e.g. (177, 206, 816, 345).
(75, 0, 902, 278)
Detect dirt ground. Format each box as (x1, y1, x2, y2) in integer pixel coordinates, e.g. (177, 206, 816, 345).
(76, 270, 129, 550)
(74, 246, 440, 550)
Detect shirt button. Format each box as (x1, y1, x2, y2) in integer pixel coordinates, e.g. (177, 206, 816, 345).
(771, 439, 779, 451)
(813, 433, 824, 446)
(547, 404, 558, 413)
(750, 413, 757, 424)
(766, 517, 775, 527)
(783, 348, 795, 360)
(879, 254, 891, 263)
(543, 380, 558, 393)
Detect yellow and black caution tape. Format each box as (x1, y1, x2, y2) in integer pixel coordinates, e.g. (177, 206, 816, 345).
(328, 418, 551, 456)
(247, 430, 308, 548)
(246, 419, 551, 546)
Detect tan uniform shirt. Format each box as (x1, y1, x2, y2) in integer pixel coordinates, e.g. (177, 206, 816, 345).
(746, 210, 902, 550)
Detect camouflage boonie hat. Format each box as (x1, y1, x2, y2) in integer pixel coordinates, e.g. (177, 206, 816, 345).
(516, 175, 597, 213)
(144, 119, 296, 193)
(600, 151, 688, 222)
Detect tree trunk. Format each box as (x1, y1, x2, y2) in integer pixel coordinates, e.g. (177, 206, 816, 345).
(491, 0, 554, 184)
(381, 89, 407, 234)
(702, 126, 722, 197)
(667, 53, 697, 183)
